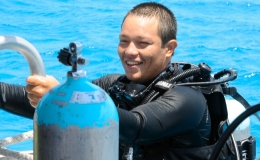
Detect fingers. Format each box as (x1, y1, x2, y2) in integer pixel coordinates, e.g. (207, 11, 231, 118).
(26, 75, 47, 86)
(26, 83, 45, 107)
(25, 84, 46, 96)
(25, 75, 60, 107)
(30, 101, 38, 108)
(27, 93, 41, 108)
(26, 75, 60, 94)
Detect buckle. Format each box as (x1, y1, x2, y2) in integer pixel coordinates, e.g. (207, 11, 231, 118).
(236, 136, 256, 160)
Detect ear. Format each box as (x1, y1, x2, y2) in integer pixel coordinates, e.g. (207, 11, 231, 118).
(165, 40, 178, 57)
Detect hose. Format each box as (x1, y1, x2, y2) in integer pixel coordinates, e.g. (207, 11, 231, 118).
(141, 65, 237, 104)
(177, 68, 237, 86)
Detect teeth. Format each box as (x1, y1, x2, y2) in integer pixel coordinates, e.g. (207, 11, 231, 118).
(127, 61, 142, 65)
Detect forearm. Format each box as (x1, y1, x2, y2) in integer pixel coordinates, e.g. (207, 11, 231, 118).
(118, 108, 142, 144)
(0, 82, 35, 119)
(119, 86, 208, 145)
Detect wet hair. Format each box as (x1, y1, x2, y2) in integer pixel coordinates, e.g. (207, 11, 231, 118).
(122, 2, 177, 47)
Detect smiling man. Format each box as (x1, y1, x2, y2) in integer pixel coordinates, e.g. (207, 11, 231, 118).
(118, 14, 176, 83)
(0, 2, 233, 160)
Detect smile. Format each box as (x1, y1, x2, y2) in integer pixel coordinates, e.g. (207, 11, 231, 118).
(126, 61, 143, 66)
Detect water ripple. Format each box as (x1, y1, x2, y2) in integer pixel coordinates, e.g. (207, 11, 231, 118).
(244, 72, 260, 79)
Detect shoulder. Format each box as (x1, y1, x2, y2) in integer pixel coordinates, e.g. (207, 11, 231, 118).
(160, 86, 207, 111)
(92, 74, 123, 92)
(164, 86, 205, 99)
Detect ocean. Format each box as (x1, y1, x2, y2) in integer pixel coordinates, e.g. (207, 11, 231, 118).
(0, 0, 259, 158)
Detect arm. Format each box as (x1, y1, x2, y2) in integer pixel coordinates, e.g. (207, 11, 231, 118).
(0, 75, 60, 119)
(0, 74, 119, 119)
(118, 86, 209, 145)
(26, 74, 122, 107)
(92, 75, 208, 145)
(0, 82, 34, 119)
(20, 74, 120, 116)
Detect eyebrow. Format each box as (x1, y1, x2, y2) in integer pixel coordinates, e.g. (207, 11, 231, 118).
(119, 34, 151, 40)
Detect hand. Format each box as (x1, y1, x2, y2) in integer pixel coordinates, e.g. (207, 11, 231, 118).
(25, 75, 60, 107)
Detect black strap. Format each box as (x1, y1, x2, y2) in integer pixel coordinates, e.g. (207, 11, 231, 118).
(222, 86, 260, 121)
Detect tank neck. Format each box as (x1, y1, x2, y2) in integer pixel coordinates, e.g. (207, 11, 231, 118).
(67, 70, 86, 77)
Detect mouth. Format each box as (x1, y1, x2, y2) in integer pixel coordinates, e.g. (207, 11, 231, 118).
(126, 61, 143, 66)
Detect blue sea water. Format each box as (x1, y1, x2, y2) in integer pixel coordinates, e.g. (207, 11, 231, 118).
(0, 0, 259, 158)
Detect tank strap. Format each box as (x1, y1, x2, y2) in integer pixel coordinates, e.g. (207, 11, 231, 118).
(236, 136, 256, 160)
(221, 83, 260, 121)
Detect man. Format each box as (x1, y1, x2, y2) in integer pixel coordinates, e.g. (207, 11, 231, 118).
(0, 2, 231, 160)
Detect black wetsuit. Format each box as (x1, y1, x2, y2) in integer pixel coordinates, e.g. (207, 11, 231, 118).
(0, 63, 231, 160)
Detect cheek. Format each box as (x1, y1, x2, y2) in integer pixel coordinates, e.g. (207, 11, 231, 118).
(146, 53, 158, 63)
(147, 52, 164, 69)
(144, 56, 155, 70)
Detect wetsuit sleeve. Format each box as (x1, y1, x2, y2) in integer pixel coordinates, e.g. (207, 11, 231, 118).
(0, 82, 34, 119)
(119, 86, 208, 145)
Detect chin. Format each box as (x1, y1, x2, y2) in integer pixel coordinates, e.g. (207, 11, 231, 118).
(126, 74, 140, 82)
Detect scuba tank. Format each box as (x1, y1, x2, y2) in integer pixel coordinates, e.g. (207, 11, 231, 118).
(34, 42, 119, 160)
(226, 100, 250, 141)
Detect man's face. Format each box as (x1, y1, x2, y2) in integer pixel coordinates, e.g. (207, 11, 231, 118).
(118, 15, 171, 83)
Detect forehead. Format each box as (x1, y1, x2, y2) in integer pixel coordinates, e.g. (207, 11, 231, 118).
(121, 15, 160, 37)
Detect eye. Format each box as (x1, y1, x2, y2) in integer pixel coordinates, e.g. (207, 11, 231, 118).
(138, 41, 151, 47)
(140, 41, 150, 45)
(118, 39, 129, 47)
(120, 39, 128, 43)
(119, 38, 129, 44)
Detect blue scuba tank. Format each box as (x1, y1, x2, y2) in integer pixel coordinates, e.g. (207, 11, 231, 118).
(33, 42, 119, 160)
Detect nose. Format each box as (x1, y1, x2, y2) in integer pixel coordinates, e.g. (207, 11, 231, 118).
(125, 42, 138, 56)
